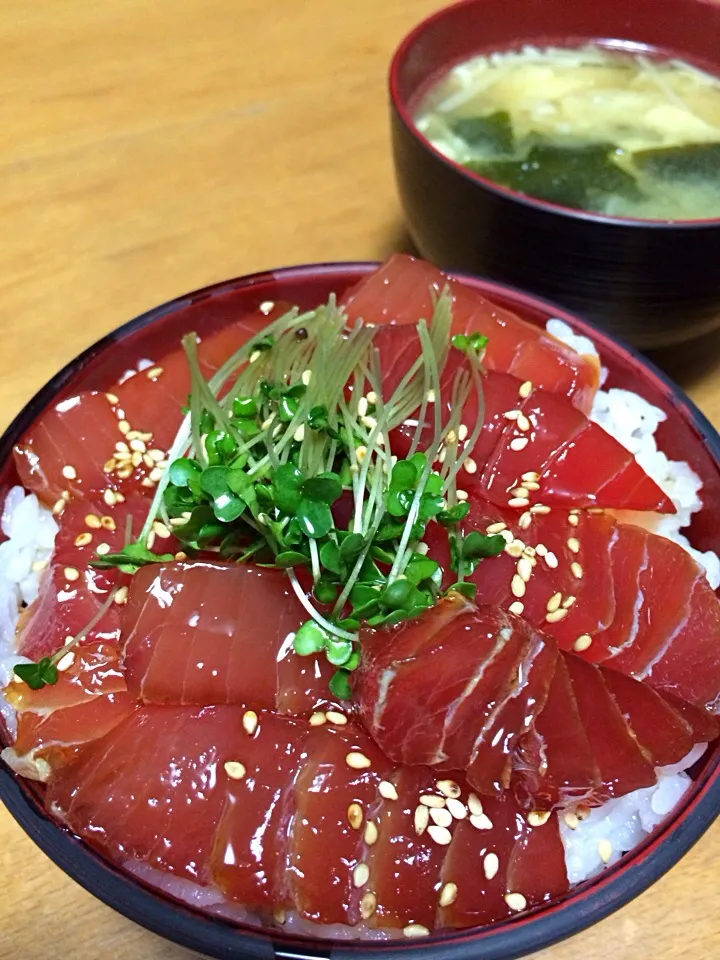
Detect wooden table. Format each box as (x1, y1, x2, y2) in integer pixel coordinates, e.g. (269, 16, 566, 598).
(1, 2, 718, 958)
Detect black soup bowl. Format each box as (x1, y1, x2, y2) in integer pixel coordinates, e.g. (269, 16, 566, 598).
(389, 0, 720, 349)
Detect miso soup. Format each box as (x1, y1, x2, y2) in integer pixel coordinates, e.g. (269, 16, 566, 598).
(414, 45, 720, 220)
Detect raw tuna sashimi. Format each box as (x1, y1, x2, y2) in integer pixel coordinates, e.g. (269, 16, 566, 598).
(341, 254, 601, 413)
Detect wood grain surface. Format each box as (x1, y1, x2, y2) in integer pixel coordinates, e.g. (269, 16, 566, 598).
(1, 2, 718, 958)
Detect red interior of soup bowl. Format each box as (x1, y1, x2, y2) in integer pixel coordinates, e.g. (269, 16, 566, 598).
(389, 0, 720, 226)
(0, 262, 719, 960)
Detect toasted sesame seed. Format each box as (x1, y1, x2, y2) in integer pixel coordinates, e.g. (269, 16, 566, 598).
(505, 892, 527, 912)
(105, 392, 120, 404)
(74, 532, 93, 547)
(484, 852, 500, 880)
(52, 499, 66, 516)
(439, 882, 458, 907)
(445, 797, 467, 820)
(456, 489, 469, 501)
(130, 452, 143, 469)
(510, 437, 529, 452)
(360, 892, 377, 919)
(353, 863, 370, 888)
(522, 480, 540, 491)
(568, 513, 579, 527)
(100, 516, 116, 531)
(379, 780, 399, 801)
(118, 420, 131, 435)
(115, 492, 125, 502)
(146, 366, 164, 380)
(523, 545, 536, 557)
(467, 793, 484, 816)
(427, 824, 453, 845)
(545, 551, 559, 569)
(420, 794, 446, 808)
(504, 409, 521, 421)
(567, 537, 581, 553)
(518, 380, 533, 398)
(564, 811, 579, 830)
(364, 821, 378, 845)
(64, 566, 80, 582)
(347, 803, 364, 830)
(242, 711, 258, 735)
(463, 457, 477, 475)
(527, 810, 551, 827)
(273, 907, 286, 925)
(149, 467, 164, 483)
(470, 813, 493, 830)
(545, 608, 569, 623)
(114, 586, 129, 605)
(430, 807, 453, 828)
(61, 465, 77, 480)
(96, 542, 111, 556)
(573, 634, 593, 652)
(309, 711, 326, 726)
(346, 751, 371, 770)
(571, 561, 584, 579)
(505, 541, 524, 559)
(174, 551, 188, 561)
(224, 761, 246, 780)
(517, 557, 533, 582)
(117, 465, 133, 480)
(517, 414, 531, 432)
(508, 497, 531, 509)
(598, 839, 613, 864)
(56, 651, 75, 672)
(518, 511, 533, 529)
(414, 804, 430, 835)
(355, 445, 367, 464)
(326, 710, 348, 726)
(458, 423, 469, 442)
(576, 805, 591, 821)
(522, 471, 540, 482)
(511, 575, 526, 598)
(141, 477, 155, 488)
(562, 595, 576, 609)
(445, 428, 458, 446)
(509, 601, 524, 616)
(436, 779, 461, 799)
(546, 592, 562, 613)
(403, 924, 430, 939)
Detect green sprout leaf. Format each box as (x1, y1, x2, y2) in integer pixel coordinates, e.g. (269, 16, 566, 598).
(13, 657, 59, 691)
(302, 473, 343, 504)
(90, 541, 174, 574)
(293, 620, 329, 656)
(329, 669, 353, 700)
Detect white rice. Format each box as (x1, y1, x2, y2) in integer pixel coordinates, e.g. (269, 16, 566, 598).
(0, 323, 716, 912)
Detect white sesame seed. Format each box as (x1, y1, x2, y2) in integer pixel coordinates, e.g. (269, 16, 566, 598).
(598, 839, 613, 864)
(261, 416, 274, 430)
(414, 804, 430, 835)
(509, 601, 524, 616)
(534, 543, 547, 557)
(505, 892, 527, 912)
(439, 882, 458, 907)
(353, 863, 370, 888)
(360, 415, 377, 430)
(378, 780, 398, 801)
(518, 380, 533, 398)
(360, 892, 377, 919)
(563, 595, 577, 609)
(149, 467, 164, 483)
(260, 300, 275, 315)
(573, 634, 593, 653)
(424, 388, 436, 404)
(242, 711, 258, 735)
(430, 807, 453, 828)
(64, 566, 80, 582)
(546, 592, 562, 613)
(74, 532, 92, 547)
(31, 560, 49, 573)
(571, 561, 584, 579)
(500, 529, 514, 543)
(129, 438, 147, 454)
(445, 798, 467, 820)
(486, 522, 507, 535)
(517, 557, 533, 582)
(117, 466, 133, 480)
(146, 366, 164, 380)
(355, 445, 367, 463)
(523, 545, 536, 557)
(130, 451, 143, 468)
(568, 513, 579, 527)
(530, 504, 551, 515)
(511, 575, 526, 598)
(436, 779, 462, 799)
(105, 392, 120, 404)
(118, 420, 131, 435)
(103, 458, 117, 473)
(365, 391, 377, 405)
(148, 448, 166, 463)
(521, 480, 540, 491)
(527, 810, 551, 827)
(545, 551, 559, 569)
(62, 465, 77, 480)
(521, 471, 540, 482)
(545, 608, 569, 624)
(484, 852, 499, 880)
(510, 437, 529, 452)
(301, 369, 312, 386)
(273, 907, 287, 925)
(115, 441, 130, 454)
(463, 458, 477, 475)
(508, 497, 531, 509)
(427, 824, 453, 845)
(293, 424, 305, 443)
(419, 794, 446, 808)
(458, 423, 469, 442)
(309, 711, 326, 726)
(403, 924, 430, 939)
(456, 489, 469, 501)
(56, 651, 76, 672)
(505, 541, 525, 559)
(504, 409, 521, 421)
(224, 761, 246, 780)
(567, 537, 580, 553)
(346, 751, 371, 770)
(364, 821, 378, 845)
(518, 511, 532, 529)
(347, 803, 364, 830)
(564, 811, 579, 830)
(52, 499, 66, 516)
(323, 710, 347, 727)
(470, 813, 493, 830)
(96, 542, 111, 556)
(516, 414, 531, 432)
(467, 793, 484, 816)
(114, 586, 129, 605)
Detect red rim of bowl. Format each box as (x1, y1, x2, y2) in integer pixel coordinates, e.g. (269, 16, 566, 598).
(0, 261, 719, 960)
(388, 0, 720, 230)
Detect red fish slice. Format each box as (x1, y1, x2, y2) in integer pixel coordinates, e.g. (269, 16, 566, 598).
(341, 254, 600, 413)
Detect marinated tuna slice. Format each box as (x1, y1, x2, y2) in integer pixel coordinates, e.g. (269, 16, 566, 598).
(47, 705, 246, 884)
(513, 655, 600, 811)
(563, 656, 656, 801)
(663, 693, 720, 744)
(362, 766, 450, 931)
(16, 494, 160, 661)
(341, 254, 600, 413)
(123, 561, 337, 714)
(287, 722, 393, 925)
(478, 386, 673, 514)
(211, 711, 308, 912)
(600, 667, 694, 767)
(355, 599, 556, 792)
(438, 789, 566, 927)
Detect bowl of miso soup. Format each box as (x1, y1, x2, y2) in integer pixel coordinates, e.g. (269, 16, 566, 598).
(389, 0, 720, 349)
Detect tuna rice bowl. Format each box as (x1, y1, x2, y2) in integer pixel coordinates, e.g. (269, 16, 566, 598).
(0, 256, 719, 953)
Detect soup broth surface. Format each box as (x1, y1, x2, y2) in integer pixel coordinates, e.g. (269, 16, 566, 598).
(414, 45, 720, 220)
